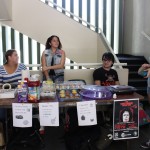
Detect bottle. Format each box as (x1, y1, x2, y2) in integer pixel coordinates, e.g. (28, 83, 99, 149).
(139, 71, 147, 77)
(17, 80, 28, 103)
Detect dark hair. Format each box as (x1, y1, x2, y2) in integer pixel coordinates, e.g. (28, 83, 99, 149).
(119, 108, 133, 122)
(45, 35, 62, 49)
(5, 49, 16, 64)
(102, 52, 115, 65)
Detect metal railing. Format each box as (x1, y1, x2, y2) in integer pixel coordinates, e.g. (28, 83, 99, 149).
(25, 62, 127, 69)
(44, 0, 102, 33)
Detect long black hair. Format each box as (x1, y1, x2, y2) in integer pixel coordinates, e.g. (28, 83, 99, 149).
(45, 35, 62, 49)
(5, 49, 16, 64)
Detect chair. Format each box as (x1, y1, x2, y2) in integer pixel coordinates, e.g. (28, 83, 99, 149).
(68, 79, 86, 85)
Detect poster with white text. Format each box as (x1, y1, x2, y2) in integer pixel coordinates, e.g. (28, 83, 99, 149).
(113, 99, 139, 140)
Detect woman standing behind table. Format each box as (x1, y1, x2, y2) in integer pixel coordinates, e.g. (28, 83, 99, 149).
(41, 35, 66, 83)
(0, 49, 27, 88)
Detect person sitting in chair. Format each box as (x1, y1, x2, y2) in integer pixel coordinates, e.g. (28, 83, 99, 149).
(93, 52, 120, 86)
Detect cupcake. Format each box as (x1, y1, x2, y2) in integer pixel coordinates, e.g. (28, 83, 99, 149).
(72, 89, 77, 94)
(60, 93, 65, 98)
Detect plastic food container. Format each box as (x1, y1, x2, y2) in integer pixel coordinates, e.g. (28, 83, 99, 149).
(57, 89, 81, 102)
(79, 85, 113, 100)
(55, 81, 85, 90)
(40, 81, 56, 98)
(109, 85, 136, 95)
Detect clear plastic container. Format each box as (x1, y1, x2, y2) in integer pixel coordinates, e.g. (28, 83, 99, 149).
(28, 80, 40, 103)
(40, 81, 56, 98)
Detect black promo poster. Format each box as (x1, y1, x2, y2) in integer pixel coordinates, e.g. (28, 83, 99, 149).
(113, 99, 139, 140)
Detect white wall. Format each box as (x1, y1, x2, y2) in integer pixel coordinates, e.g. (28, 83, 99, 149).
(143, 0, 150, 62)
(0, 0, 12, 20)
(0, 0, 107, 63)
(123, 0, 150, 62)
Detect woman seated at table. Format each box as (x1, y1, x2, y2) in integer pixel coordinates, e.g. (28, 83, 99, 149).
(0, 49, 27, 146)
(93, 52, 120, 125)
(93, 52, 120, 86)
(0, 49, 27, 88)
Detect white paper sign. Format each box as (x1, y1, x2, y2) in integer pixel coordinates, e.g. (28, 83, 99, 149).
(39, 102, 59, 126)
(12, 103, 32, 127)
(77, 100, 97, 126)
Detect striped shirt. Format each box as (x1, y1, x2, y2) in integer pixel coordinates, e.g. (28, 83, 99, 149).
(0, 63, 27, 86)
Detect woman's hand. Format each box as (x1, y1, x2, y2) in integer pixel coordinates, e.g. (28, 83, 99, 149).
(146, 69, 150, 78)
(142, 64, 150, 69)
(42, 66, 49, 72)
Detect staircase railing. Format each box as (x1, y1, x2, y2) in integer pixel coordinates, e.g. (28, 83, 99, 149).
(44, 0, 101, 33)
(25, 62, 127, 70)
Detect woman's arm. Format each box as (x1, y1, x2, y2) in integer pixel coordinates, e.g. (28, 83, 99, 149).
(0, 69, 2, 88)
(41, 51, 50, 80)
(42, 50, 66, 72)
(94, 80, 101, 85)
(138, 64, 150, 74)
(115, 81, 120, 85)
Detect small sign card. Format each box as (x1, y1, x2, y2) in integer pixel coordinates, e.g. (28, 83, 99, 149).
(113, 99, 139, 140)
(77, 100, 97, 126)
(39, 102, 59, 126)
(12, 103, 32, 127)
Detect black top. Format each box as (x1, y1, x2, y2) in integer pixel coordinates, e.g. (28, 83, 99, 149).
(49, 57, 55, 76)
(93, 67, 119, 86)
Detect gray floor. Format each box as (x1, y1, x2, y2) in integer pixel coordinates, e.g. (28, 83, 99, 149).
(6, 119, 150, 150)
(6, 106, 150, 150)
(42, 108, 150, 150)
(42, 124, 150, 150)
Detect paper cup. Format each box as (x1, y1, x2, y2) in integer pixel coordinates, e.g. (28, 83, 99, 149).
(22, 70, 30, 81)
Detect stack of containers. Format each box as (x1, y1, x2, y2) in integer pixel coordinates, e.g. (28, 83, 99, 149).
(18, 74, 40, 103)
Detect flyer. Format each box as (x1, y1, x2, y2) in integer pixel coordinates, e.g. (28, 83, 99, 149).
(77, 100, 97, 126)
(12, 103, 32, 127)
(113, 99, 139, 140)
(39, 102, 59, 126)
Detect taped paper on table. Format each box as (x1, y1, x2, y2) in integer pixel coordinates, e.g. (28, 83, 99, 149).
(77, 100, 97, 126)
(12, 103, 32, 127)
(39, 102, 59, 126)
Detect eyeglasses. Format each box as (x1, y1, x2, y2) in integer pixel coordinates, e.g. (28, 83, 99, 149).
(102, 59, 112, 62)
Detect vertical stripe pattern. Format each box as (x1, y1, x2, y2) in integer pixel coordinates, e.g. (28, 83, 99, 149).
(0, 0, 123, 68)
